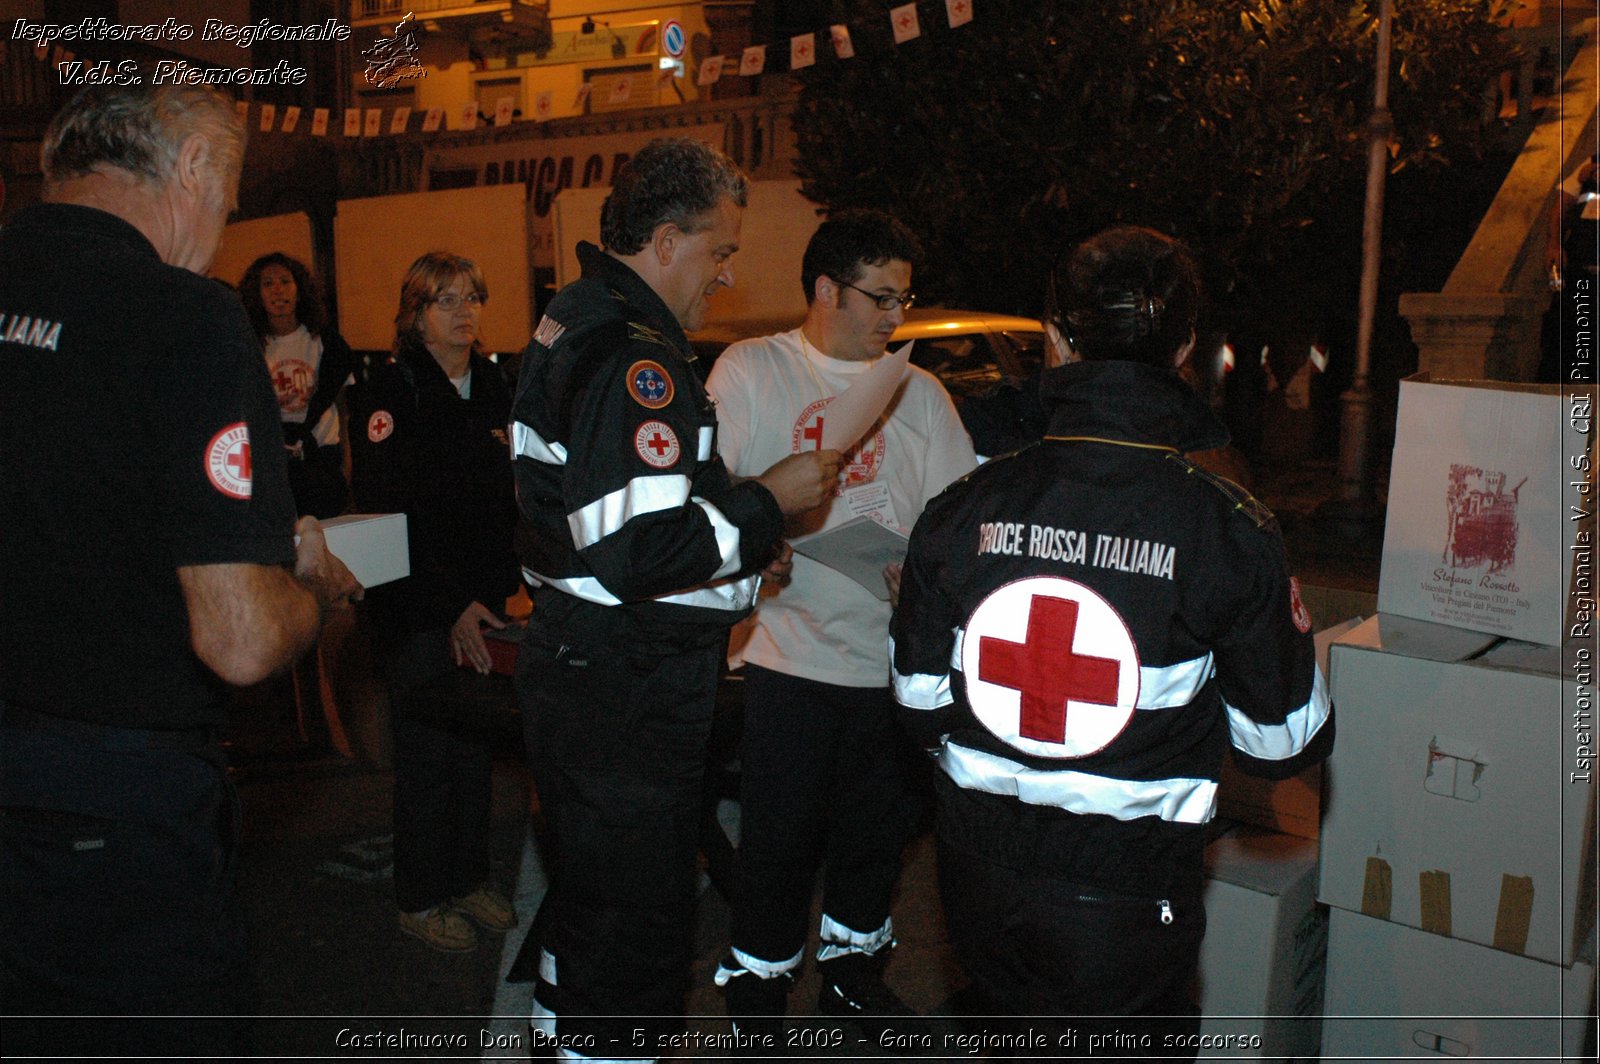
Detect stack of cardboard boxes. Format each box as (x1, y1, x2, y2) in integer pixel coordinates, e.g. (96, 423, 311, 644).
(1317, 377, 1597, 1059)
(1191, 615, 1358, 1062)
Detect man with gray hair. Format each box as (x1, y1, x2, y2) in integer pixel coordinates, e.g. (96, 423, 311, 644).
(0, 84, 359, 1055)
(511, 136, 841, 1057)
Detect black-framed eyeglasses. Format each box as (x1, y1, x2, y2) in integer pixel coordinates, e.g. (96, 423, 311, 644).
(837, 279, 917, 312)
(432, 292, 483, 312)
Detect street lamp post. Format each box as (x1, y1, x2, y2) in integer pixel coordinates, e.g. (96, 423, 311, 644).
(1338, 0, 1395, 507)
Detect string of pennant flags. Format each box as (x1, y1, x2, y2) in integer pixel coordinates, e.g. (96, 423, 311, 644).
(19, 0, 976, 140)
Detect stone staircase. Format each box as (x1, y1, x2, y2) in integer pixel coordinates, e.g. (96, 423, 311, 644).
(1400, 16, 1597, 381)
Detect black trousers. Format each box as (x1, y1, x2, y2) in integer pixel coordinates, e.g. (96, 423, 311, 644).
(937, 830, 1205, 1062)
(0, 704, 250, 1057)
(729, 665, 925, 970)
(379, 628, 500, 913)
(518, 620, 722, 1056)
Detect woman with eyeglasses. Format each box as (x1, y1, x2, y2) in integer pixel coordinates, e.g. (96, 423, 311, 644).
(349, 251, 521, 954)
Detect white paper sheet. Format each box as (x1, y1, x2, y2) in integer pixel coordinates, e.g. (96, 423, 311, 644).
(788, 516, 908, 600)
(818, 341, 914, 452)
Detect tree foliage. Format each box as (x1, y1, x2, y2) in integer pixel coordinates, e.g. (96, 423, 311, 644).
(790, 0, 1519, 320)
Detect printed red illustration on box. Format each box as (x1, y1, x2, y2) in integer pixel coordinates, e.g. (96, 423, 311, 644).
(1377, 375, 1593, 647)
(1443, 464, 1522, 575)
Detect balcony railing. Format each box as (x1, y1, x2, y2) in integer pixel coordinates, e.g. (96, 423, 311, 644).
(351, 0, 550, 30)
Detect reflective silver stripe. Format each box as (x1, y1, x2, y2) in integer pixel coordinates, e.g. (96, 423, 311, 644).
(715, 946, 804, 983)
(568, 475, 691, 550)
(693, 496, 743, 579)
(512, 420, 567, 465)
(697, 424, 714, 462)
(1137, 653, 1215, 708)
(889, 634, 957, 710)
(816, 914, 893, 962)
(540, 947, 558, 985)
(525, 570, 622, 606)
(1224, 664, 1332, 761)
(523, 568, 759, 613)
(656, 575, 759, 612)
(939, 741, 1218, 824)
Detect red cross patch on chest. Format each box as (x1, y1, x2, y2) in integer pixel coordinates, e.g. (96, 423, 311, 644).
(367, 410, 395, 443)
(961, 576, 1142, 759)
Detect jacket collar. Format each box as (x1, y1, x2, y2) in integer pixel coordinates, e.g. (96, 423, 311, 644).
(576, 241, 691, 356)
(1040, 360, 1229, 453)
(15, 203, 159, 260)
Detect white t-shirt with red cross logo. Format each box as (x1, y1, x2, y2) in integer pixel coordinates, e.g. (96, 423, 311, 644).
(707, 328, 976, 687)
(263, 325, 341, 447)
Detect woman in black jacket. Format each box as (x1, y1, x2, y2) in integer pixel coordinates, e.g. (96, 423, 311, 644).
(350, 251, 521, 953)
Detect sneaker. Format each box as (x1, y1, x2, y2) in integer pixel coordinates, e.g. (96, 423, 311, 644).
(454, 886, 517, 932)
(723, 966, 793, 1056)
(815, 951, 915, 1018)
(398, 905, 477, 952)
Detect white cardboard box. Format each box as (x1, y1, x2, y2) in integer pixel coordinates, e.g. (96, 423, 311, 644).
(1376, 375, 1594, 647)
(1322, 907, 1594, 1061)
(1196, 827, 1326, 1061)
(1321, 614, 1597, 967)
(319, 512, 410, 589)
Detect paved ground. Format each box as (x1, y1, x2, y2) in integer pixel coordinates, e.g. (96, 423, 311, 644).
(213, 456, 1384, 1061)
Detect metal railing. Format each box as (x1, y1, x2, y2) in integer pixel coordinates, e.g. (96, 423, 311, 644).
(352, 0, 546, 22)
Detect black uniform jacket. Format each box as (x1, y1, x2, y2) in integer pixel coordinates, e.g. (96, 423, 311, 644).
(510, 243, 783, 650)
(349, 340, 520, 639)
(890, 360, 1334, 895)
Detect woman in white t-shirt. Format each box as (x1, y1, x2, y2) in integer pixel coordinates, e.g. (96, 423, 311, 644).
(240, 252, 356, 518)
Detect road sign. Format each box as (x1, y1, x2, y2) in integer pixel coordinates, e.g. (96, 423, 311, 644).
(662, 19, 685, 58)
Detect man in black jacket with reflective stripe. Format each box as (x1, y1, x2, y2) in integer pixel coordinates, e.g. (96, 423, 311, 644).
(509, 137, 840, 1058)
(890, 227, 1333, 1059)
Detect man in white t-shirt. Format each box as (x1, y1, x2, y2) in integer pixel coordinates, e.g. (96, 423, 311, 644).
(706, 210, 976, 1037)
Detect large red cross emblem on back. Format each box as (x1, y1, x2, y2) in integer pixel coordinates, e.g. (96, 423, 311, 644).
(961, 576, 1140, 758)
(980, 596, 1120, 744)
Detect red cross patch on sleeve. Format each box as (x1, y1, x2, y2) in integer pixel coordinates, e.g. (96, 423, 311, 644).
(205, 422, 253, 500)
(634, 420, 681, 468)
(1288, 576, 1313, 633)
